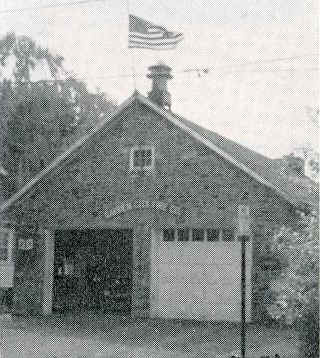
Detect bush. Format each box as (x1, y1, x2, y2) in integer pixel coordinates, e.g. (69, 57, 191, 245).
(298, 300, 319, 358)
(263, 213, 319, 356)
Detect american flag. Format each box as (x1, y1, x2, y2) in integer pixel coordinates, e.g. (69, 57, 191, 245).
(129, 14, 184, 50)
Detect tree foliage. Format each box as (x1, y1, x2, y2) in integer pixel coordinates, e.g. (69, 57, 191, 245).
(269, 214, 318, 317)
(265, 212, 319, 357)
(0, 33, 64, 82)
(308, 152, 319, 178)
(298, 106, 319, 181)
(0, 33, 116, 192)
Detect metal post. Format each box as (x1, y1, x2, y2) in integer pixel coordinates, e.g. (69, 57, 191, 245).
(240, 235, 247, 358)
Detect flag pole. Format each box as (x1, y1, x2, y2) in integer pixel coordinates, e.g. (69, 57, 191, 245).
(126, 1, 137, 90)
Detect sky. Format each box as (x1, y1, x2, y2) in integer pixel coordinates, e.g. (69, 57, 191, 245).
(0, 0, 318, 158)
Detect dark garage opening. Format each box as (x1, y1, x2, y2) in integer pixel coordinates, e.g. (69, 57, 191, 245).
(53, 229, 133, 314)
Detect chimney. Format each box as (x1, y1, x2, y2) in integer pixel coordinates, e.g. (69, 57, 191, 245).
(147, 62, 173, 110)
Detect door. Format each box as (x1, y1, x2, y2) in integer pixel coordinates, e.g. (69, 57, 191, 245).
(53, 229, 133, 313)
(150, 229, 252, 321)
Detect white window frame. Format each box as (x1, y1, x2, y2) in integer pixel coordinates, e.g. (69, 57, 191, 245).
(0, 228, 14, 263)
(129, 145, 155, 172)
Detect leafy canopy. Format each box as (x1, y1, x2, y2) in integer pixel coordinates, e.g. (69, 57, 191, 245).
(266, 212, 319, 322)
(0, 33, 116, 189)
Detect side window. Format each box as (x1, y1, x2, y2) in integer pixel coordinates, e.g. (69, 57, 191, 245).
(130, 146, 154, 171)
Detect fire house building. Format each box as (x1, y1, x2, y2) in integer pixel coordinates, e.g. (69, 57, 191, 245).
(0, 63, 317, 322)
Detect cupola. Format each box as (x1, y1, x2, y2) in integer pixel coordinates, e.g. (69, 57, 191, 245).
(147, 62, 173, 111)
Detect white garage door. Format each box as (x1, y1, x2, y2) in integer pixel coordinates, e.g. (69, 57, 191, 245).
(150, 229, 252, 322)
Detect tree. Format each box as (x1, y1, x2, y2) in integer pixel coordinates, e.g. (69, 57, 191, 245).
(0, 33, 63, 82)
(0, 33, 116, 192)
(307, 152, 319, 179)
(294, 145, 319, 181)
(265, 212, 319, 357)
(294, 106, 320, 181)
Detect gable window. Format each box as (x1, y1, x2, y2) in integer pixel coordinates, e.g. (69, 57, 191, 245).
(192, 229, 204, 242)
(134, 149, 152, 167)
(130, 146, 154, 171)
(0, 229, 12, 261)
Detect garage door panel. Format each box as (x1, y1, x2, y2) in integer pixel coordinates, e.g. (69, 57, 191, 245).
(206, 285, 238, 302)
(158, 246, 203, 264)
(156, 304, 185, 318)
(159, 274, 205, 299)
(158, 244, 252, 266)
(203, 265, 240, 282)
(158, 263, 204, 281)
(202, 303, 240, 321)
(157, 306, 204, 320)
(157, 295, 204, 319)
(205, 299, 251, 319)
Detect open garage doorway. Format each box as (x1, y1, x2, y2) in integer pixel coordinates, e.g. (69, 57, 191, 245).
(53, 229, 133, 314)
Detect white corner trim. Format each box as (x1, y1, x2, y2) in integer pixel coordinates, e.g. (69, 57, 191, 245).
(42, 229, 54, 315)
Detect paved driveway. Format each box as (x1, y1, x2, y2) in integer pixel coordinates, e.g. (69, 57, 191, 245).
(0, 313, 299, 358)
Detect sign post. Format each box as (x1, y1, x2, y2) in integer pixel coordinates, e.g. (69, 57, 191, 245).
(238, 205, 250, 358)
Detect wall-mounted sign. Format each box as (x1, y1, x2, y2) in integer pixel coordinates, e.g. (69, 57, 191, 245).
(105, 200, 181, 219)
(238, 205, 250, 236)
(18, 238, 33, 251)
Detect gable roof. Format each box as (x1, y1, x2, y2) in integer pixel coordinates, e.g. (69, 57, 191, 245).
(0, 91, 317, 213)
(172, 113, 318, 208)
